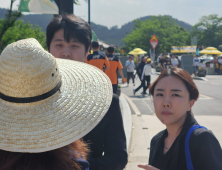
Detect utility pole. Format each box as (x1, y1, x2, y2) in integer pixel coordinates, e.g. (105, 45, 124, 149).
(88, 0, 90, 25)
(54, 0, 73, 15)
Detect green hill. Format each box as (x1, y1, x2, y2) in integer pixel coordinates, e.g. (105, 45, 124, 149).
(0, 8, 193, 47)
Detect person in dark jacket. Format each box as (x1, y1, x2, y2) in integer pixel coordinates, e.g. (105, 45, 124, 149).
(133, 56, 147, 96)
(46, 14, 128, 170)
(138, 68, 222, 170)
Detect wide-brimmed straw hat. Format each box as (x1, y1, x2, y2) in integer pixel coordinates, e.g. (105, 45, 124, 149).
(0, 38, 113, 153)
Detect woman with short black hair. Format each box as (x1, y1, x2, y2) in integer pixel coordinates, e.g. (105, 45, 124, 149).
(138, 68, 222, 170)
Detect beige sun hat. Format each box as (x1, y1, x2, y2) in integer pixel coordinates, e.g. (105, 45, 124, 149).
(0, 38, 113, 153)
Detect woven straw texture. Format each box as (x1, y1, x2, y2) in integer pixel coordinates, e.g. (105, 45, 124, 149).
(0, 38, 113, 153)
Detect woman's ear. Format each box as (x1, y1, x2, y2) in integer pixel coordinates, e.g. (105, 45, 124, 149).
(188, 99, 195, 111)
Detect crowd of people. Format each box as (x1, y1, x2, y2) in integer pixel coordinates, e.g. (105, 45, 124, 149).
(0, 13, 221, 170)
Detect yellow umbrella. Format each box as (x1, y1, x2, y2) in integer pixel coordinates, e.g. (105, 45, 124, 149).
(199, 49, 222, 55)
(205, 50, 222, 55)
(128, 48, 147, 55)
(128, 50, 147, 55)
(132, 48, 143, 52)
(199, 49, 210, 54)
(205, 47, 217, 50)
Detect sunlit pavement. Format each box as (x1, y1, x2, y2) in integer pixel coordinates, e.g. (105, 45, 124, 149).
(119, 73, 222, 170)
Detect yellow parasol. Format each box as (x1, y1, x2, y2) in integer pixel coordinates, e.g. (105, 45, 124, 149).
(205, 47, 217, 50)
(199, 47, 222, 55)
(128, 48, 147, 55)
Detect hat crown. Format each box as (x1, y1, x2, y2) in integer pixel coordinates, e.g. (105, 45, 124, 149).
(0, 38, 60, 98)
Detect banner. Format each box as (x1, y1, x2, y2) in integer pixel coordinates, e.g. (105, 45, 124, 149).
(19, 0, 58, 14)
(171, 46, 197, 53)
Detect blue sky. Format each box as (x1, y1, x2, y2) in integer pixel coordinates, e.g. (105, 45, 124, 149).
(1, 0, 222, 28)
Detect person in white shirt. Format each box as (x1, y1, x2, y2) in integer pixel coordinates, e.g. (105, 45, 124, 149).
(141, 58, 157, 96)
(125, 55, 135, 86)
(171, 54, 178, 67)
(193, 55, 200, 76)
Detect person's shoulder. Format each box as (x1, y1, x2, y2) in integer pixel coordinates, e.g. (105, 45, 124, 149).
(87, 54, 93, 58)
(190, 128, 218, 147)
(113, 55, 120, 61)
(98, 52, 106, 58)
(192, 128, 216, 140)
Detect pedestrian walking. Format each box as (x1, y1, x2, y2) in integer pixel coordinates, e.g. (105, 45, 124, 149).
(138, 68, 222, 170)
(46, 14, 128, 170)
(84, 41, 110, 72)
(193, 55, 200, 76)
(159, 53, 167, 71)
(170, 54, 178, 68)
(141, 58, 157, 96)
(125, 55, 135, 86)
(0, 38, 114, 170)
(133, 56, 147, 96)
(105, 46, 125, 94)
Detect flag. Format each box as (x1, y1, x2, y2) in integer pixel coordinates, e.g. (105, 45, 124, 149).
(19, 0, 59, 14)
(196, 48, 199, 55)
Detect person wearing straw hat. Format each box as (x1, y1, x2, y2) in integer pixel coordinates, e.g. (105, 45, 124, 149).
(0, 38, 114, 170)
(46, 14, 128, 170)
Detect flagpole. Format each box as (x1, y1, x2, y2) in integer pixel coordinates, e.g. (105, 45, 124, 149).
(88, 0, 90, 25)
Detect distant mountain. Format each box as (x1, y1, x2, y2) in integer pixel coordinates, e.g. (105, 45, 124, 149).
(91, 15, 193, 47)
(0, 8, 193, 47)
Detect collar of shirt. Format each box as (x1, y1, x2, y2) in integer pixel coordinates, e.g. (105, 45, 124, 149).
(93, 51, 99, 55)
(107, 54, 114, 58)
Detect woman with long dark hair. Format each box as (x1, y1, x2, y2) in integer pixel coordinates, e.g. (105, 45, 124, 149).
(138, 68, 222, 170)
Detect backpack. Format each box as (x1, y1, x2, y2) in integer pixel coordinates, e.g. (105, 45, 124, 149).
(185, 125, 208, 170)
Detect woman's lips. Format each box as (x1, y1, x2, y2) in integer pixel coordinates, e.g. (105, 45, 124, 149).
(161, 111, 172, 116)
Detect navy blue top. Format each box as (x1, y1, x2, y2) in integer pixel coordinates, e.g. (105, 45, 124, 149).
(87, 51, 106, 61)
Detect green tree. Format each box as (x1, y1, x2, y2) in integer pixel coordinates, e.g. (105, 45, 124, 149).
(191, 14, 222, 48)
(1, 20, 46, 51)
(0, 0, 22, 52)
(122, 16, 191, 54)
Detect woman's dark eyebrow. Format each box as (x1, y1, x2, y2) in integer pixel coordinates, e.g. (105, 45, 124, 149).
(54, 39, 64, 42)
(155, 89, 182, 92)
(171, 89, 182, 92)
(156, 89, 164, 91)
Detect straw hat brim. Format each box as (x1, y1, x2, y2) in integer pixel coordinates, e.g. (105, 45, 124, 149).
(0, 58, 113, 153)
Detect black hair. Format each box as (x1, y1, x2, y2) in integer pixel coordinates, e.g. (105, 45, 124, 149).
(107, 46, 114, 54)
(91, 41, 99, 49)
(46, 14, 92, 53)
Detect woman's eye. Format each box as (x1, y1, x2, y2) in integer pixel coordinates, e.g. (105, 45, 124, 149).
(156, 93, 163, 96)
(56, 44, 62, 47)
(172, 94, 180, 97)
(72, 45, 78, 48)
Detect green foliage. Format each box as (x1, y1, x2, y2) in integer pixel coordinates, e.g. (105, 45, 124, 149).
(191, 14, 222, 48)
(1, 20, 46, 51)
(0, 0, 22, 52)
(123, 16, 191, 54)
